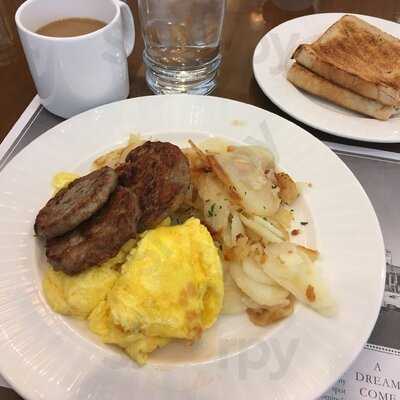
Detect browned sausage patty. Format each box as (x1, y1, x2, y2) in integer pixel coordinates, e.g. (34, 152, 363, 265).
(46, 186, 140, 275)
(117, 141, 191, 230)
(35, 166, 118, 239)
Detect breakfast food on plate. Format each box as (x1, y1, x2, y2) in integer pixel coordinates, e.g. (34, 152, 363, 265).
(37, 135, 336, 365)
(184, 139, 336, 323)
(288, 15, 400, 120)
(43, 239, 135, 319)
(287, 63, 399, 120)
(35, 166, 118, 239)
(293, 15, 400, 106)
(52, 172, 80, 193)
(44, 217, 223, 364)
(35, 141, 190, 275)
(117, 141, 191, 230)
(46, 187, 140, 275)
(90, 218, 223, 355)
(106, 218, 223, 339)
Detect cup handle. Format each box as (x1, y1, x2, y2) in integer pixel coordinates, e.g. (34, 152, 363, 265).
(119, 1, 135, 56)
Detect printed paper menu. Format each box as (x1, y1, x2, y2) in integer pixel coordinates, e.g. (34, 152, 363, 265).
(321, 251, 400, 400)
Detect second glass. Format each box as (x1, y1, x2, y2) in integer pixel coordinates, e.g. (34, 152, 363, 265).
(138, 0, 225, 95)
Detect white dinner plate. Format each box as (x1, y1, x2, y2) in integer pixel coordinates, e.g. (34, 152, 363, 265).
(253, 13, 400, 143)
(0, 95, 385, 400)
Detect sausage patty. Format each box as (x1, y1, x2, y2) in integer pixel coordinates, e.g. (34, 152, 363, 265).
(46, 186, 140, 275)
(117, 141, 191, 230)
(35, 166, 118, 239)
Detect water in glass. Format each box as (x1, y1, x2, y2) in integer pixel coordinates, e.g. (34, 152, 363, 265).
(138, 0, 225, 94)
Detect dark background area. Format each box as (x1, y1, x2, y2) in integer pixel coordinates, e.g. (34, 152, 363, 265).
(2, 0, 400, 151)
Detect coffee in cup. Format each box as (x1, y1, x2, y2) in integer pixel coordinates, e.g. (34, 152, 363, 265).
(15, 0, 135, 118)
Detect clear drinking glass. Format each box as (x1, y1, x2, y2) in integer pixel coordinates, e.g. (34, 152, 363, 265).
(138, 0, 226, 95)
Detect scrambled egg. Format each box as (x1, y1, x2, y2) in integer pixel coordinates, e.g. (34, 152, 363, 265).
(43, 240, 135, 319)
(52, 172, 79, 193)
(43, 217, 224, 364)
(88, 300, 170, 365)
(107, 217, 224, 340)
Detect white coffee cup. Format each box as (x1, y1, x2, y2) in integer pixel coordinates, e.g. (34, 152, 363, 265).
(15, 0, 135, 118)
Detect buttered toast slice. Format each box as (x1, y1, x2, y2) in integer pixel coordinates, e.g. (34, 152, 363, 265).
(293, 15, 400, 106)
(287, 63, 399, 121)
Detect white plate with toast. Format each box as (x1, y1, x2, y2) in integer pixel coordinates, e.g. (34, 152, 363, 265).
(0, 95, 386, 400)
(253, 13, 400, 143)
